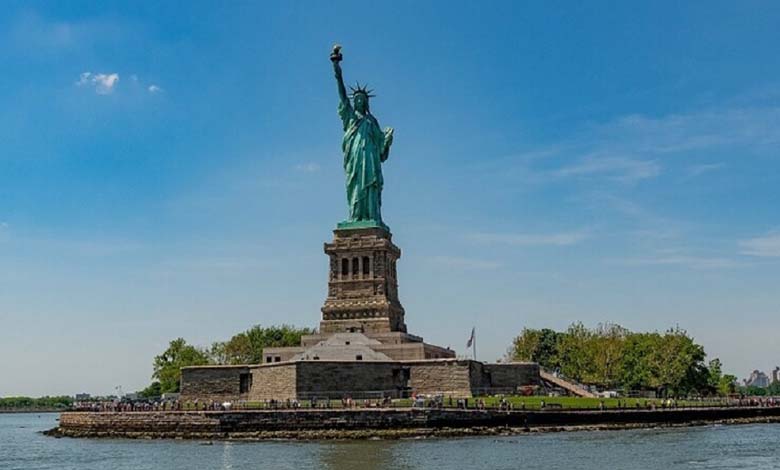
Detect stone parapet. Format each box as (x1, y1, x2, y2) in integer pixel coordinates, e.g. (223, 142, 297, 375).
(249, 363, 297, 401)
(407, 360, 473, 396)
(484, 362, 541, 390)
(180, 366, 251, 402)
(295, 361, 405, 399)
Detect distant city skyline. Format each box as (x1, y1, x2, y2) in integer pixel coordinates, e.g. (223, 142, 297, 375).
(1, 1, 779, 396)
(745, 370, 771, 388)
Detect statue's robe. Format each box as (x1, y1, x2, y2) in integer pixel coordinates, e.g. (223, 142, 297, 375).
(338, 100, 388, 224)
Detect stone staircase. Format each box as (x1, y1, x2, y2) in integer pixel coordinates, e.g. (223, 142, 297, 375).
(539, 369, 598, 398)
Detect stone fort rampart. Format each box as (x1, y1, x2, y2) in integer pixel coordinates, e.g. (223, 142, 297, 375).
(181, 360, 540, 402)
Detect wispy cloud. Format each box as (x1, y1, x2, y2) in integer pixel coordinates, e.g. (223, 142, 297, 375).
(616, 255, 742, 269)
(739, 232, 780, 258)
(500, 102, 780, 186)
(76, 72, 119, 95)
(152, 256, 266, 279)
(554, 155, 660, 183)
(603, 107, 780, 153)
(295, 162, 320, 173)
(583, 193, 686, 240)
(428, 255, 501, 270)
(6, 11, 133, 58)
(688, 162, 726, 177)
(7, 11, 78, 51)
(467, 230, 589, 247)
(129, 75, 163, 94)
(0, 229, 143, 257)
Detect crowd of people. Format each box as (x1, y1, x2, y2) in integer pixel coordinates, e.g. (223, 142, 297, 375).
(72, 395, 398, 412)
(72, 400, 186, 412)
(70, 394, 780, 413)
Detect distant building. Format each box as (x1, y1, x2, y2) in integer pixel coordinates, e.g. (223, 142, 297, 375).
(772, 367, 780, 384)
(74, 393, 91, 401)
(745, 370, 770, 388)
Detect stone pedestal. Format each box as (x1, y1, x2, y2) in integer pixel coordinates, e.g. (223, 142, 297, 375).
(320, 227, 407, 334)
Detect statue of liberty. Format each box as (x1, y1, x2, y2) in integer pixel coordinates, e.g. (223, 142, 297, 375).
(331, 45, 394, 230)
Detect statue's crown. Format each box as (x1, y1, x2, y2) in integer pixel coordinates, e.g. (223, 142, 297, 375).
(349, 82, 375, 98)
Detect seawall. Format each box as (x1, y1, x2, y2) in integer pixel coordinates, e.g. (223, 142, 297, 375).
(48, 407, 780, 440)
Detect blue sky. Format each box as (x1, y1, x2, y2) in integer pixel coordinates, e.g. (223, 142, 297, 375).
(1, 1, 779, 396)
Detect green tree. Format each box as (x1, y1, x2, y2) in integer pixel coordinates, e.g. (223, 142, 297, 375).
(152, 338, 211, 393)
(210, 333, 253, 365)
(511, 322, 726, 397)
(144, 325, 314, 394)
(209, 341, 228, 365)
(742, 385, 768, 396)
(718, 374, 738, 396)
(213, 324, 314, 365)
(0, 396, 72, 409)
(556, 322, 595, 383)
(620, 332, 662, 391)
(534, 328, 561, 369)
(508, 327, 542, 362)
(139, 381, 162, 398)
(705, 358, 737, 396)
(707, 358, 723, 390)
(657, 327, 708, 396)
(591, 323, 628, 388)
(507, 328, 561, 370)
(766, 381, 780, 395)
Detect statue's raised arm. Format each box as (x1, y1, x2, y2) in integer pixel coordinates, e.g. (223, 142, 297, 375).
(330, 45, 349, 106)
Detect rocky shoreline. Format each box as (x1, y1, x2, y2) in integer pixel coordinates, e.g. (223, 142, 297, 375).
(45, 416, 780, 441)
(44, 407, 780, 441)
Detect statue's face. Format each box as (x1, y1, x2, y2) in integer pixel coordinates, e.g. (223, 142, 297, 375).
(353, 93, 368, 113)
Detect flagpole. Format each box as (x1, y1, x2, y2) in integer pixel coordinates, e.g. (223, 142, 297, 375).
(472, 327, 477, 361)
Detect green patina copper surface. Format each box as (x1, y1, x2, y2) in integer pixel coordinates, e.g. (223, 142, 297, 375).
(331, 45, 393, 231)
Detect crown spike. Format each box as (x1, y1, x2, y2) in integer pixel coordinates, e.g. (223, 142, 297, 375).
(348, 81, 376, 98)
